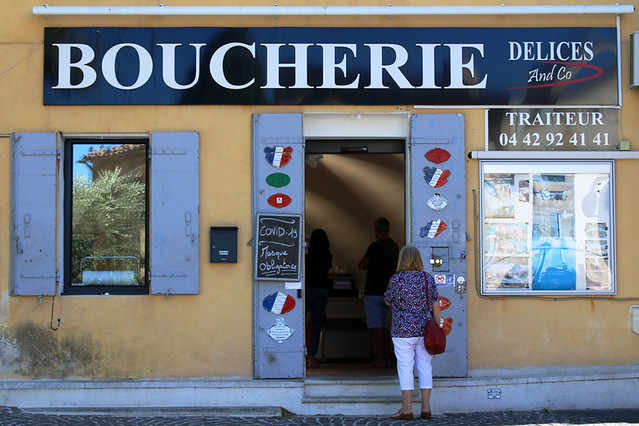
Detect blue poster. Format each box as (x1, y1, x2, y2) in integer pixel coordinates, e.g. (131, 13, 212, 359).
(531, 175, 576, 290)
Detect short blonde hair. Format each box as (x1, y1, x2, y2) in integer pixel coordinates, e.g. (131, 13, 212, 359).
(396, 245, 424, 272)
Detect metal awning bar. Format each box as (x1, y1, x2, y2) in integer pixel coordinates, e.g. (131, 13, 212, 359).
(33, 4, 635, 17)
(468, 151, 639, 160)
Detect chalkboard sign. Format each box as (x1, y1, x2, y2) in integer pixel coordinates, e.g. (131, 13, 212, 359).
(255, 214, 302, 281)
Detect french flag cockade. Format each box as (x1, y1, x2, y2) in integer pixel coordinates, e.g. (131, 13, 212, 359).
(420, 219, 448, 238)
(423, 167, 451, 188)
(262, 291, 296, 315)
(265, 146, 293, 168)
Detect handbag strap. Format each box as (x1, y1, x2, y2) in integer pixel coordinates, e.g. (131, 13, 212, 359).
(423, 271, 430, 315)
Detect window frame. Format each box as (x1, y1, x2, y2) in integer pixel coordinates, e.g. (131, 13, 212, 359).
(62, 137, 150, 296)
(479, 160, 616, 296)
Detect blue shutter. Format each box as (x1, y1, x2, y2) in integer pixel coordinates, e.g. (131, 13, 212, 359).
(150, 132, 199, 295)
(10, 133, 58, 296)
(410, 114, 468, 377)
(252, 114, 306, 379)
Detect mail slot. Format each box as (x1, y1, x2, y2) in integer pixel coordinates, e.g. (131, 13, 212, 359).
(210, 226, 238, 263)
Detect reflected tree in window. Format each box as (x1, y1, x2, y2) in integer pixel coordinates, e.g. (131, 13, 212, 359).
(70, 144, 147, 286)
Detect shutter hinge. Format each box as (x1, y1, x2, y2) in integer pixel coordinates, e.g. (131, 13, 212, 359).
(21, 150, 58, 156)
(152, 271, 187, 278)
(20, 274, 57, 278)
(151, 149, 187, 155)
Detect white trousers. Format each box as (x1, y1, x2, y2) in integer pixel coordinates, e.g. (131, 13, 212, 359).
(392, 337, 433, 391)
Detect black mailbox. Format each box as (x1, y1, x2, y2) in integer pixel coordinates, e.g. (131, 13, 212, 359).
(210, 226, 238, 263)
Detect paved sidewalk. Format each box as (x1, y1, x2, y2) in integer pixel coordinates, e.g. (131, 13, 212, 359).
(1, 407, 638, 425)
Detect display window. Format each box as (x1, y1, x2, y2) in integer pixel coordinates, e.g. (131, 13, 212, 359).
(480, 161, 615, 294)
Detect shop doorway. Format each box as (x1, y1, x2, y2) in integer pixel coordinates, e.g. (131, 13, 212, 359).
(252, 113, 468, 379)
(304, 142, 405, 369)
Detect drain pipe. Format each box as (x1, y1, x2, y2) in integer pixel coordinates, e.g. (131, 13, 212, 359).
(33, 4, 634, 17)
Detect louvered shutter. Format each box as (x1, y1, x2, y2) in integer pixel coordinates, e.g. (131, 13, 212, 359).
(150, 132, 199, 295)
(10, 133, 58, 296)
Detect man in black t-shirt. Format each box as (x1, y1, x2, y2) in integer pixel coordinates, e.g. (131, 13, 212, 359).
(358, 217, 399, 368)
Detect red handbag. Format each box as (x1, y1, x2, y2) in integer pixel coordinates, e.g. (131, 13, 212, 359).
(423, 272, 446, 355)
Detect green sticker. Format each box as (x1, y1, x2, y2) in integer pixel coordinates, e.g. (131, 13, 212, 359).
(266, 172, 291, 188)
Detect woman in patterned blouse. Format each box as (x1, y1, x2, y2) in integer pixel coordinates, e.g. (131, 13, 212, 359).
(384, 245, 442, 420)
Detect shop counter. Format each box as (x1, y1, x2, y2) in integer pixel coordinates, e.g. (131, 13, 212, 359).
(317, 296, 372, 361)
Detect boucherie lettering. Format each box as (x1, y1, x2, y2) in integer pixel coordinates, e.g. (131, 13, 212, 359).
(43, 27, 618, 106)
(52, 42, 486, 90)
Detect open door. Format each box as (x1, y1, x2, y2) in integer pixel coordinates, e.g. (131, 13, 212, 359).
(409, 114, 468, 377)
(252, 113, 467, 379)
(252, 113, 306, 379)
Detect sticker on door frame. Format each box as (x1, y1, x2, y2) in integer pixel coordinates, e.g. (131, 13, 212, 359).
(266, 317, 295, 344)
(263, 291, 296, 315)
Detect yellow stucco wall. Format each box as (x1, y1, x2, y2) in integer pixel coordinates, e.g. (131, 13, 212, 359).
(1, 1, 638, 379)
(464, 8, 639, 370)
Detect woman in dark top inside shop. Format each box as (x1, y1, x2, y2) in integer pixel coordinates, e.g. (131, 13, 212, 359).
(305, 228, 333, 368)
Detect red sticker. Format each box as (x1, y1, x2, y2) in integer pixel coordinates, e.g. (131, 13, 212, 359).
(440, 296, 451, 310)
(267, 193, 292, 208)
(442, 318, 453, 336)
(425, 148, 451, 164)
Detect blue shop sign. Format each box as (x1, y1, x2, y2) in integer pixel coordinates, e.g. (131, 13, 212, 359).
(43, 27, 619, 106)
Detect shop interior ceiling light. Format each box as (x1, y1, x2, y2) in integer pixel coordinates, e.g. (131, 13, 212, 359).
(33, 4, 634, 17)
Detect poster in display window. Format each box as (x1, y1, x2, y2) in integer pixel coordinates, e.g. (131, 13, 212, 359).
(484, 175, 516, 218)
(481, 161, 614, 294)
(484, 222, 530, 289)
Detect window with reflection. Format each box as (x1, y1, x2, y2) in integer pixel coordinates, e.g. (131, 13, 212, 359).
(64, 140, 148, 295)
(481, 161, 614, 294)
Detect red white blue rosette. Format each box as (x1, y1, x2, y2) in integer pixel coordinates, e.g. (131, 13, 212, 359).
(263, 291, 296, 314)
(420, 219, 448, 238)
(423, 167, 451, 188)
(265, 146, 293, 168)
